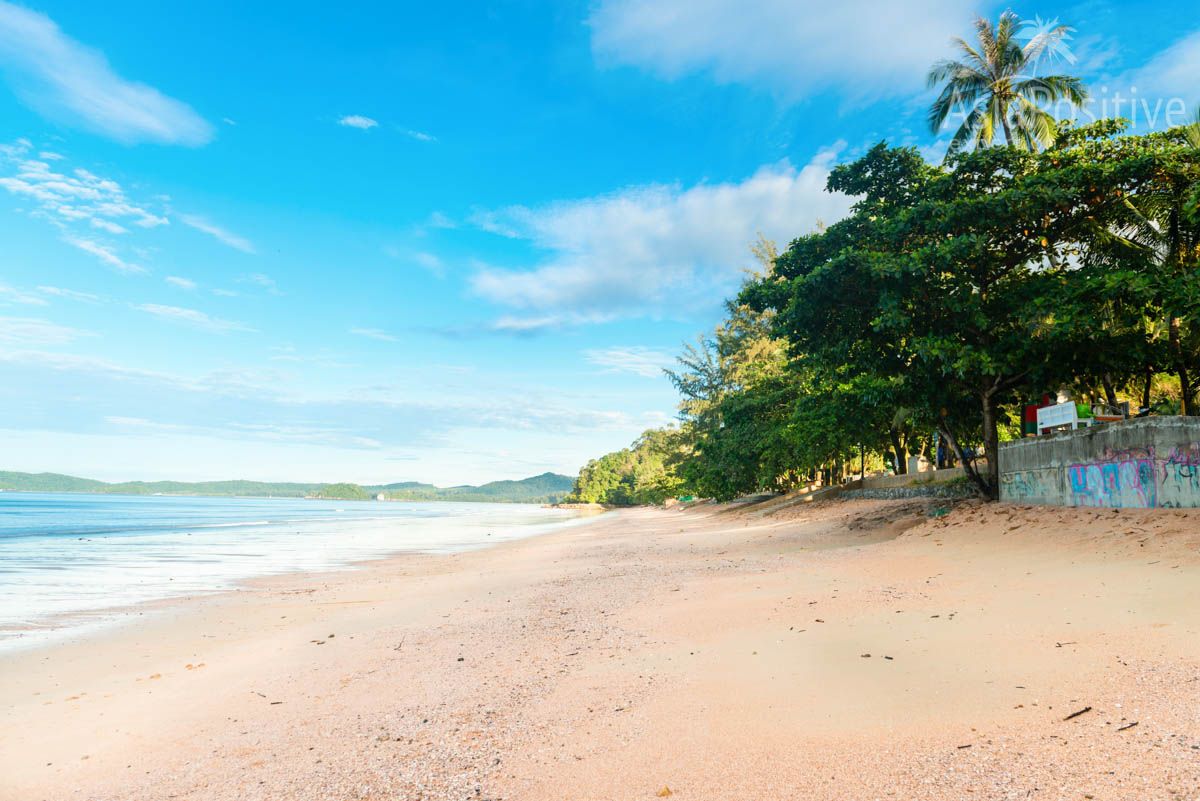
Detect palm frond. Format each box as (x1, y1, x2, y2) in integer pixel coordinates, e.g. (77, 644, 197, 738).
(973, 16, 999, 69)
(1012, 99, 1057, 150)
(993, 12, 1025, 76)
(947, 106, 987, 158)
(949, 37, 989, 74)
(1016, 75, 1089, 106)
(1186, 108, 1200, 150)
(926, 61, 989, 133)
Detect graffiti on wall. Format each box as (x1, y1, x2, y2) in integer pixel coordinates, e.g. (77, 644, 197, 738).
(1159, 444, 1200, 507)
(1061, 442, 1200, 508)
(1000, 469, 1056, 503)
(1067, 458, 1157, 508)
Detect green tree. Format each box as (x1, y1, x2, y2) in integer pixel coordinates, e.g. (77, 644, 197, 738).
(315, 482, 370, 500)
(753, 127, 1154, 499)
(1078, 123, 1200, 414)
(927, 12, 1087, 155)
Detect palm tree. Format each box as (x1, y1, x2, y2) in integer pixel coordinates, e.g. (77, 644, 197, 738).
(928, 12, 1088, 156)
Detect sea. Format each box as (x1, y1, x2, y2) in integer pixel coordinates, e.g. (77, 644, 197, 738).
(0, 492, 583, 651)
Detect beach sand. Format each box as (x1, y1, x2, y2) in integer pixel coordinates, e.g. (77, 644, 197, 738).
(2, 498, 1199, 800)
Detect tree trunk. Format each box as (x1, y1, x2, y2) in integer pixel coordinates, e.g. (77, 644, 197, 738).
(890, 431, 908, 475)
(1101, 373, 1118, 407)
(1142, 365, 1154, 414)
(1170, 317, 1195, 415)
(979, 393, 1001, 501)
(936, 421, 991, 500)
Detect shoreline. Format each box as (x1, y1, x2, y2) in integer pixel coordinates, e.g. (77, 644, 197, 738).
(0, 503, 593, 656)
(2, 499, 1198, 800)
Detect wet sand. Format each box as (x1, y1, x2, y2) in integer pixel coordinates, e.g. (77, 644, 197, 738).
(2, 499, 1199, 800)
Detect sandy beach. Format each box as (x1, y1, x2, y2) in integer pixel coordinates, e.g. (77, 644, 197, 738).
(3, 498, 1199, 801)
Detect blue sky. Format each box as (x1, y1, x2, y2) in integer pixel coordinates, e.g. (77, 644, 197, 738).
(0, 0, 1196, 484)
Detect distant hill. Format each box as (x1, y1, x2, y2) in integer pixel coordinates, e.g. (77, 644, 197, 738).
(381, 472, 575, 503)
(0, 470, 575, 504)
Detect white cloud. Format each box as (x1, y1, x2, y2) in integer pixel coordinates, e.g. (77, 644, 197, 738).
(414, 251, 445, 276)
(349, 327, 398, 342)
(589, 0, 980, 100)
(338, 114, 378, 130)
(585, 346, 674, 378)
(63, 235, 145, 274)
(0, 1, 212, 145)
(470, 147, 851, 316)
(179, 213, 256, 254)
(0, 143, 169, 234)
(240, 272, 279, 294)
(89, 216, 127, 234)
(165, 275, 197, 290)
(37, 285, 101, 303)
(1099, 30, 1200, 129)
(404, 128, 436, 142)
(0, 315, 91, 345)
(0, 282, 47, 306)
(488, 312, 615, 335)
(135, 303, 254, 333)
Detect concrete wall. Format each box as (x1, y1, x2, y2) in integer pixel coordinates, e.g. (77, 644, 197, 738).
(998, 417, 1200, 508)
(861, 467, 966, 490)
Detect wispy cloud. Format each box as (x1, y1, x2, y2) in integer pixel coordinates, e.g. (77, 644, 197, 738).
(384, 248, 447, 277)
(1103, 29, 1200, 129)
(338, 114, 378, 130)
(0, 1, 212, 144)
(403, 128, 436, 142)
(585, 346, 674, 378)
(165, 275, 197, 290)
(63, 235, 145, 274)
(37, 285, 102, 303)
(470, 147, 851, 319)
(0, 282, 47, 306)
(349, 327, 398, 342)
(0, 141, 169, 236)
(240, 272, 279, 294)
(590, 0, 972, 101)
(0, 315, 92, 345)
(179, 213, 256, 254)
(135, 303, 254, 333)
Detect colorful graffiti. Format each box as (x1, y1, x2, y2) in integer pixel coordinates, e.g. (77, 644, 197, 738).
(1067, 458, 1157, 508)
(1001, 439, 1200, 508)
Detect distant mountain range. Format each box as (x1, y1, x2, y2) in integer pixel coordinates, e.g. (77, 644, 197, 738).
(0, 471, 576, 504)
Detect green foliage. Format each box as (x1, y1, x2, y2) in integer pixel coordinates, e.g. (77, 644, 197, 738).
(564, 428, 689, 506)
(576, 120, 1199, 505)
(313, 483, 370, 500)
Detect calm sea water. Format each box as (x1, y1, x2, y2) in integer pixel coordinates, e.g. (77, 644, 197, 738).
(0, 492, 582, 651)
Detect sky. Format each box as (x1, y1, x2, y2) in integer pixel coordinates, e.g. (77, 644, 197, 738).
(0, 0, 1197, 485)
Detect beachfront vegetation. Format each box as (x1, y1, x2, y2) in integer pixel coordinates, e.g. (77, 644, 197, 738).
(566, 14, 1200, 505)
